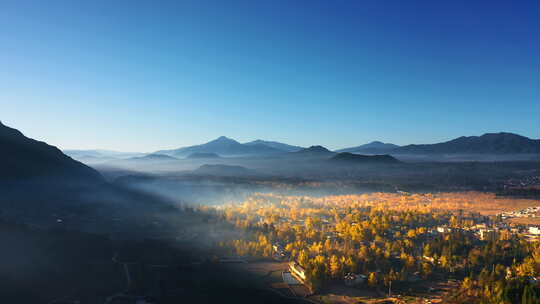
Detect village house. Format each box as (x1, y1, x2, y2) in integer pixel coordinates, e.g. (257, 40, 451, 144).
(436, 226, 452, 233)
(289, 261, 307, 283)
(529, 226, 540, 235)
(478, 228, 496, 241)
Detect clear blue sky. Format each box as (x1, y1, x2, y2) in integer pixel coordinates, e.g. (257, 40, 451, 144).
(1, 0, 539, 152)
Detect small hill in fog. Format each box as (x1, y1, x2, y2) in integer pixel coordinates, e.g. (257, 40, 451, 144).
(0, 121, 103, 182)
(186, 152, 221, 159)
(337, 141, 400, 154)
(293, 145, 336, 156)
(330, 152, 400, 164)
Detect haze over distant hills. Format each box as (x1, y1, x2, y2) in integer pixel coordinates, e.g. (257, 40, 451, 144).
(0, 121, 102, 182)
(127, 153, 178, 161)
(186, 152, 221, 159)
(64, 149, 145, 161)
(65, 132, 540, 163)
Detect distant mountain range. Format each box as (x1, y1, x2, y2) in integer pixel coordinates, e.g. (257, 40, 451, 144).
(337, 133, 540, 155)
(337, 141, 400, 154)
(66, 132, 540, 162)
(156, 136, 286, 157)
(394, 133, 540, 154)
(0, 122, 102, 182)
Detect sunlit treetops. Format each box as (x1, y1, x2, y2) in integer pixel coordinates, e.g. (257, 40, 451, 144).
(212, 191, 540, 301)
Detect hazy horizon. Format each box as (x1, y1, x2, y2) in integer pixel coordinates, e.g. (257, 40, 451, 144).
(6, 121, 540, 154)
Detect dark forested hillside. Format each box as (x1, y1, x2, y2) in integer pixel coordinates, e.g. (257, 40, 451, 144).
(0, 121, 103, 182)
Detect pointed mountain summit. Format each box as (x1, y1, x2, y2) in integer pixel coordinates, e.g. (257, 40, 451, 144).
(210, 136, 238, 144)
(0, 121, 103, 182)
(195, 136, 243, 150)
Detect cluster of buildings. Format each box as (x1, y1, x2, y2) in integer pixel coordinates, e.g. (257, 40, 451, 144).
(285, 258, 368, 288)
(499, 206, 540, 219)
(432, 222, 540, 242)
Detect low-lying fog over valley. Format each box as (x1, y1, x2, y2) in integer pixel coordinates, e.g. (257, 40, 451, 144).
(65, 134, 540, 205)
